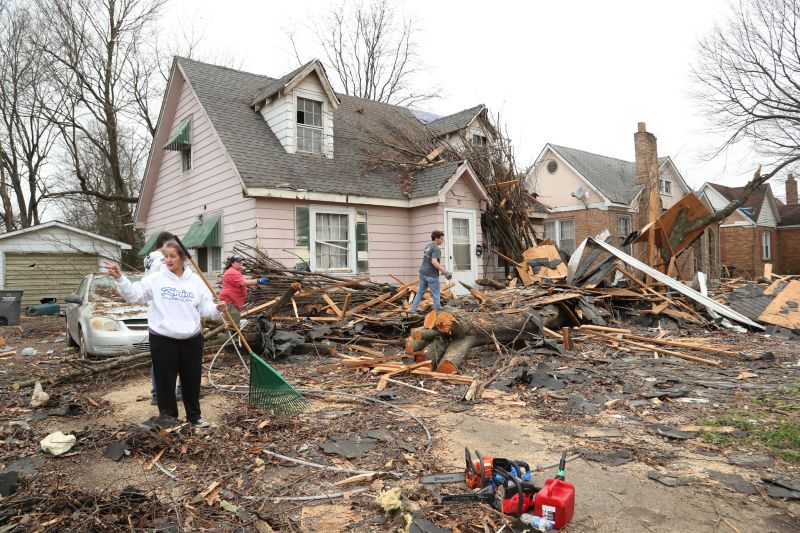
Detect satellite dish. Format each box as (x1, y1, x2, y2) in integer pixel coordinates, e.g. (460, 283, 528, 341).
(573, 186, 588, 200)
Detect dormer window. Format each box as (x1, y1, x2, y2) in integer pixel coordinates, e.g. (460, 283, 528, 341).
(473, 134, 488, 147)
(659, 178, 672, 195)
(297, 97, 323, 153)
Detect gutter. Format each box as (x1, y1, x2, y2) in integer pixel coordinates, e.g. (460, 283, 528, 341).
(245, 187, 440, 208)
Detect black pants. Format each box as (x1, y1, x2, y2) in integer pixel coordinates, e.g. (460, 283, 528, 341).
(150, 332, 203, 422)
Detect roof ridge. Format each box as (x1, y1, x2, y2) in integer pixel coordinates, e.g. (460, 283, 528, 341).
(176, 56, 277, 81)
(550, 144, 634, 164)
(427, 104, 485, 124)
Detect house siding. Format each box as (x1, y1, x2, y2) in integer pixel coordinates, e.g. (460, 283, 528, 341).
(0, 227, 123, 289)
(719, 225, 777, 278)
(144, 75, 257, 260)
(756, 196, 778, 227)
(530, 148, 605, 208)
(254, 198, 419, 283)
(702, 186, 731, 211)
(658, 165, 689, 210)
(776, 227, 800, 274)
(260, 93, 293, 153)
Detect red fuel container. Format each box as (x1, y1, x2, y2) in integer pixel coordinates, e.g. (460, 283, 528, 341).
(534, 478, 575, 530)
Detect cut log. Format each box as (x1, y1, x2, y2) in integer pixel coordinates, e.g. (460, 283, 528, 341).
(405, 337, 432, 354)
(411, 328, 443, 341)
(433, 311, 456, 334)
(476, 278, 506, 290)
(423, 311, 437, 329)
(423, 336, 447, 367)
(431, 307, 561, 343)
(436, 336, 480, 374)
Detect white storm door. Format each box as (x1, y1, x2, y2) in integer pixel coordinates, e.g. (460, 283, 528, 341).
(445, 209, 477, 295)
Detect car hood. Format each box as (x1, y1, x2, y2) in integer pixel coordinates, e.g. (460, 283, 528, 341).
(91, 302, 149, 319)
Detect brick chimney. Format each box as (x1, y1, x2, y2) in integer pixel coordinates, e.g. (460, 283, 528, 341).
(787, 173, 798, 205)
(634, 122, 658, 185)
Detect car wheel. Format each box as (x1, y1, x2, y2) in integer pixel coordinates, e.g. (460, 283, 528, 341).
(79, 328, 90, 359)
(66, 317, 78, 347)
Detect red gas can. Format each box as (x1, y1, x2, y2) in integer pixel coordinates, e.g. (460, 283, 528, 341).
(533, 478, 575, 530)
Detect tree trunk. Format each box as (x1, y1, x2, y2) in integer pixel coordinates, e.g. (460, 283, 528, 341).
(405, 305, 564, 374)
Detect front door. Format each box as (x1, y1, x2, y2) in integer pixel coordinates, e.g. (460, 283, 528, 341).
(445, 209, 477, 295)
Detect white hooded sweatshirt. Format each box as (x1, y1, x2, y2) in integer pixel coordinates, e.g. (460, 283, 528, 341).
(116, 268, 221, 339)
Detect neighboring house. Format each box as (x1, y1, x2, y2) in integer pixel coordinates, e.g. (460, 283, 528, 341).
(0, 221, 131, 309)
(527, 123, 716, 279)
(136, 58, 495, 291)
(700, 175, 798, 276)
(777, 174, 800, 275)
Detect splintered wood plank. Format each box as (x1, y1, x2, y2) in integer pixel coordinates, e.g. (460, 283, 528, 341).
(376, 361, 432, 391)
(322, 294, 342, 317)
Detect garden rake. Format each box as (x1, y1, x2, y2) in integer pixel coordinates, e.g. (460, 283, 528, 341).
(174, 237, 309, 416)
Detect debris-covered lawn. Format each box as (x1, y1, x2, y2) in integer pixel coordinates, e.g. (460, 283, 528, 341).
(1, 309, 798, 532)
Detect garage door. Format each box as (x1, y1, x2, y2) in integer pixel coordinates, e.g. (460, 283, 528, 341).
(4, 253, 99, 309)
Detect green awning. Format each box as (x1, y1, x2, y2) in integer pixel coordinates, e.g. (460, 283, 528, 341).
(163, 116, 191, 151)
(138, 232, 160, 257)
(182, 213, 221, 248)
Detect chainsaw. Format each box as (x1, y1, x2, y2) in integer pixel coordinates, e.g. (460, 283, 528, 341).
(441, 465, 539, 516)
(420, 448, 532, 489)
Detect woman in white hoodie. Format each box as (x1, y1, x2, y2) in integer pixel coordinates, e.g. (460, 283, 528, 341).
(107, 240, 224, 427)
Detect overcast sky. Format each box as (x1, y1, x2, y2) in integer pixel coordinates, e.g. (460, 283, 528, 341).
(161, 0, 787, 199)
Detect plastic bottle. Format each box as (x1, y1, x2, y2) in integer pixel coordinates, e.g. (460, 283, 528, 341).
(520, 513, 553, 531)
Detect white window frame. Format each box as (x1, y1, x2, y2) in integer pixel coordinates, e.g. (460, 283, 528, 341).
(296, 96, 323, 154)
(472, 134, 487, 147)
(309, 205, 356, 272)
(543, 218, 575, 255)
(659, 178, 672, 196)
(762, 231, 771, 260)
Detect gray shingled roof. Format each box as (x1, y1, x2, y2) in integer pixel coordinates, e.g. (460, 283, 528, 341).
(249, 60, 315, 107)
(549, 145, 668, 205)
(177, 58, 465, 200)
(427, 105, 485, 137)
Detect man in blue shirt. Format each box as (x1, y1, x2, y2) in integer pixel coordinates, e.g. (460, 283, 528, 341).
(410, 230, 452, 313)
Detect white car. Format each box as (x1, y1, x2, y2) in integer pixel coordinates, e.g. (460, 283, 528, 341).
(64, 274, 149, 358)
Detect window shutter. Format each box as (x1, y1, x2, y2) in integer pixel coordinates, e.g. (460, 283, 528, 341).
(296, 207, 309, 246)
(356, 210, 368, 273)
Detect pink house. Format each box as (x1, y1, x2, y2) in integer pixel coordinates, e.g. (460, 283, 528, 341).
(135, 58, 494, 290)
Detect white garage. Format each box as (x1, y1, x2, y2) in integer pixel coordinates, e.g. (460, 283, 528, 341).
(0, 221, 131, 309)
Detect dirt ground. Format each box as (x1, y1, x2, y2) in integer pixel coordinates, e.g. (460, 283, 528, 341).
(1, 315, 799, 532)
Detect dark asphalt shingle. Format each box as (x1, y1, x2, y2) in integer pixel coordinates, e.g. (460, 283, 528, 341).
(177, 57, 468, 200)
(427, 105, 485, 137)
(549, 145, 667, 205)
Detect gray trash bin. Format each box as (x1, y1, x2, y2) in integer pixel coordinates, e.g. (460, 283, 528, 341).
(0, 290, 24, 326)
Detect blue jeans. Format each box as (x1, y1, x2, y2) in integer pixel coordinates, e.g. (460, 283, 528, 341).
(410, 275, 441, 311)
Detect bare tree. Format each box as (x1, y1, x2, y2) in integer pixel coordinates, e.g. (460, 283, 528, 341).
(694, 0, 800, 177)
(290, 0, 437, 106)
(32, 0, 166, 260)
(0, 4, 60, 231)
(679, 0, 800, 258)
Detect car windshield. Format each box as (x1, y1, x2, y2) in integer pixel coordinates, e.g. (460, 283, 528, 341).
(89, 275, 141, 303)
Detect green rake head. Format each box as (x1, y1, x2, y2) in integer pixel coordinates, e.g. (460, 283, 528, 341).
(249, 353, 309, 416)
